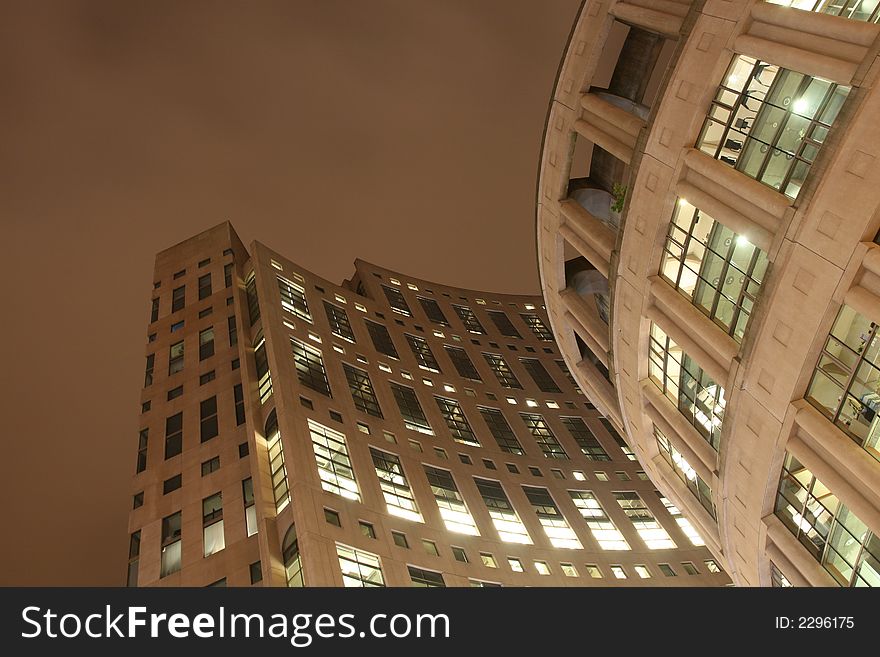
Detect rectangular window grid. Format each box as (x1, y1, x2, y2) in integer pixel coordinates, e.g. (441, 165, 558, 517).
(696, 54, 849, 199)
(309, 419, 360, 501)
(648, 322, 725, 450)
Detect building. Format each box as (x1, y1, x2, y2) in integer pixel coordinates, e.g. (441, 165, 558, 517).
(126, 222, 728, 587)
(537, 0, 880, 587)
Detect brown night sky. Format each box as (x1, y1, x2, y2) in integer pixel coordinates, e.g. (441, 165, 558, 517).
(0, 0, 581, 585)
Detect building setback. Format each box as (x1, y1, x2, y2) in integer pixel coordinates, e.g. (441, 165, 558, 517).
(537, 0, 880, 587)
(127, 222, 728, 587)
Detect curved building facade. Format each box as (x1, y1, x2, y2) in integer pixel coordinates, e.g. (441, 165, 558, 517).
(127, 222, 728, 587)
(537, 0, 880, 586)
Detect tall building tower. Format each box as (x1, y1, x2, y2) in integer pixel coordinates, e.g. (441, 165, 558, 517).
(127, 223, 728, 587)
(537, 0, 880, 586)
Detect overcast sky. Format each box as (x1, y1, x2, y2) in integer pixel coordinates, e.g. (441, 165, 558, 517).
(0, 0, 581, 584)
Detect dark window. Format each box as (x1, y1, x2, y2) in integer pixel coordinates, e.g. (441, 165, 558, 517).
(201, 456, 220, 476)
(198, 307, 212, 319)
(127, 531, 141, 586)
(324, 302, 355, 342)
(150, 298, 159, 323)
(324, 508, 341, 527)
(173, 269, 186, 280)
(133, 492, 144, 509)
(520, 314, 553, 341)
(239, 442, 249, 458)
(487, 310, 520, 338)
(164, 413, 183, 459)
(199, 327, 215, 361)
(405, 334, 441, 372)
(443, 345, 481, 381)
(408, 566, 445, 587)
(382, 285, 411, 316)
(418, 297, 449, 325)
(555, 360, 579, 387)
(453, 305, 485, 334)
(144, 354, 154, 387)
(224, 263, 234, 288)
(245, 272, 260, 326)
(389, 382, 432, 434)
(228, 316, 237, 346)
(520, 358, 561, 393)
(167, 385, 183, 401)
(200, 396, 218, 442)
(359, 521, 376, 539)
(136, 429, 148, 473)
(365, 320, 398, 358)
(343, 364, 383, 418)
(290, 338, 331, 397)
(198, 274, 212, 300)
(483, 353, 522, 389)
(171, 286, 185, 313)
(561, 417, 610, 460)
(163, 474, 182, 494)
(478, 407, 524, 455)
(249, 561, 263, 584)
(233, 384, 245, 425)
(391, 531, 409, 548)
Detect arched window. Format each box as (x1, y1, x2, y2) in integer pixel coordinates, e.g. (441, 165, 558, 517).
(282, 524, 304, 587)
(265, 409, 290, 513)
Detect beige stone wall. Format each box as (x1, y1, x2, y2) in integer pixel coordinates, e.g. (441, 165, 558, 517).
(538, 0, 880, 586)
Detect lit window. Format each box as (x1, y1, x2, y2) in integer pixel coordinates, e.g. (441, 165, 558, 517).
(615, 492, 676, 549)
(382, 285, 411, 316)
(406, 334, 441, 372)
(277, 275, 311, 321)
(242, 478, 257, 537)
(309, 419, 360, 501)
(474, 477, 532, 544)
(435, 397, 480, 446)
(521, 413, 568, 459)
(202, 493, 225, 557)
(560, 563, 578, 577)
(655, 425, 716, 519)
(520, 314, 553, 341)
(534, 561, 551, 575)
(696, 54, 849, 199)
(569, 490, 630, 550)
(584, 564, 602, 579)
(265, 410, 290, 512)
(660, 199, 768, 341)
(453, 305, 485, 334)
(160, 512, 182, 577)
(483, 353, 522, 389)
(774, 452, 879, 586)
(610, 565, 627, 579)
(649, 322, 725, 450)
(522, 486, 582, 549)
(658, 492, 705, 546)
(508, 558, 524, 573)
(481, 553, 497, 568)
(561, 417, 610, 460)
(806, 304, 880, 463)
(336, 544, 385, 587)
(634, 565, 652, 579)
(424, 465, 479, 535)
(370, 447, 422, 522)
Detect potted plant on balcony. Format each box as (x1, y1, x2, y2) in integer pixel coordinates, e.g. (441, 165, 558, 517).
(609, 182, 626, 228)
